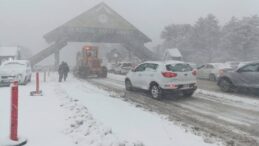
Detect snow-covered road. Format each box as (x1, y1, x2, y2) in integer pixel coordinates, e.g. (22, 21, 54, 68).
(86, 73, 259, 146)
(0, 73, 222, 146)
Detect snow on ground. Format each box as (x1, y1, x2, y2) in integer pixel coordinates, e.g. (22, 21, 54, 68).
(196, 89, 259, 111)
(108, 73, 259, 111)
(108, 73, 126, 82)
(0, 72, 221, 146)
(0, 73, 75, 146)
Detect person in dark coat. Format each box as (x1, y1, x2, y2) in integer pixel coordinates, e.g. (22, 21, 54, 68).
(58, 61, 65, 82)
(63, 62, 70, 81)
(58, 61, 70, 82)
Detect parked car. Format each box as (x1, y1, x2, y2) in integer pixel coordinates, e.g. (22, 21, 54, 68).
(114, 62, 133, 75)
(107, 63, 117, 73)
(237, 61, 252, 68)
(197, 63, 232, 81)
(0, 60, 32, 86)
(125, 61, 197, 99)
(218, 61, 259, 92)
(225, 61, 240, 69)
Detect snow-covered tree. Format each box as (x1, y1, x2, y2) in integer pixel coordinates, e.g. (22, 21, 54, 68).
(161, 24, 193, 48)
(159, 14, 259, 63)
(161, 24, 193, 61)
(221, 15, 259, 61)
(191, 14, 221, 63)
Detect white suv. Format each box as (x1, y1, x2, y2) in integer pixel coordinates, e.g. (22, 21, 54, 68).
(125, 61, 197, 99)
(0, 60, 32, 86)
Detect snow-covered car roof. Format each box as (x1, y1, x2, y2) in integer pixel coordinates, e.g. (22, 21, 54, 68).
(1, 60, 30, 66)
(165, 60, 185, 64)
(0, 60, 30, 76)
(209, 63, 232, 69)
(118, 62, 133, 64)
(142, 61, 162, 64)
(237, 60, 259, 69)
(143, 60, 186, 65)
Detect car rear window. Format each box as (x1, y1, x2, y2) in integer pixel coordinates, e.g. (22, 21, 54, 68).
(166, 63, 193, 72)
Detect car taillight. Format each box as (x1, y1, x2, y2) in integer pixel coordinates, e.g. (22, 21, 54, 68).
(192, 70, 197, 76)
(162, 72, 177, 78)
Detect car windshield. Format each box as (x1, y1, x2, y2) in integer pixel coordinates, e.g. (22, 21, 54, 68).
(166, 63, 193, 72)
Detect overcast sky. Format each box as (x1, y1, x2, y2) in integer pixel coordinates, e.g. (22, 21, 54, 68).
(0, 0, 259, 53)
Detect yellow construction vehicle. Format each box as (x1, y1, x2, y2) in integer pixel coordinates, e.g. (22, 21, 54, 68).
(75, 46, 107, 78)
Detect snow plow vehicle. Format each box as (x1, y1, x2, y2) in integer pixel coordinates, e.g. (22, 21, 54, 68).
(75, 46, 107, 78)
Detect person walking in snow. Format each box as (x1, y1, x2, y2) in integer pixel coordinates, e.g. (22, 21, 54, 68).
(63, 62, 70, 81)
(58, 61, 65, 82)
(58, 61, 70, 82)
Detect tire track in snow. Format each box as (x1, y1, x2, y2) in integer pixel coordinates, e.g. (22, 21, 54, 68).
(87, 77, 259, 146)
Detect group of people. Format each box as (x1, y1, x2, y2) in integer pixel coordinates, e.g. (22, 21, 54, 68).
(58, 61, 70, 82)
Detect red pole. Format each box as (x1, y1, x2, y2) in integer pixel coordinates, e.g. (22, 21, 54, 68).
(10, 81, 19, 141)
(36, 72, 39, 94)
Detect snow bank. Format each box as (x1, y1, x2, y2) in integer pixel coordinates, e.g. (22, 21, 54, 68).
(0, 73, 75, 146)
(58, 91, 143, 146)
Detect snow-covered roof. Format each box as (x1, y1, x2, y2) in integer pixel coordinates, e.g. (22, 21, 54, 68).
(44, 2, 151, 43)
(0, 47, 19, 56)
(165, 48, 182, 57)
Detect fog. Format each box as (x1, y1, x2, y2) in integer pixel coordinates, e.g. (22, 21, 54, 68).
(0, 0, 259, 65)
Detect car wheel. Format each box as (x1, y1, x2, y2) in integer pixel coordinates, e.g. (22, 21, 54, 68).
(125, 79, 133, 91)
(209, 74, 216, 81)
(182, 90, 195, 97)
(150, 84, 163, 100)
(219, 79, 232, 92)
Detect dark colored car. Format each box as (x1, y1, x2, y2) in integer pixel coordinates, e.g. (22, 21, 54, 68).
(217, 61, 259, 93)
